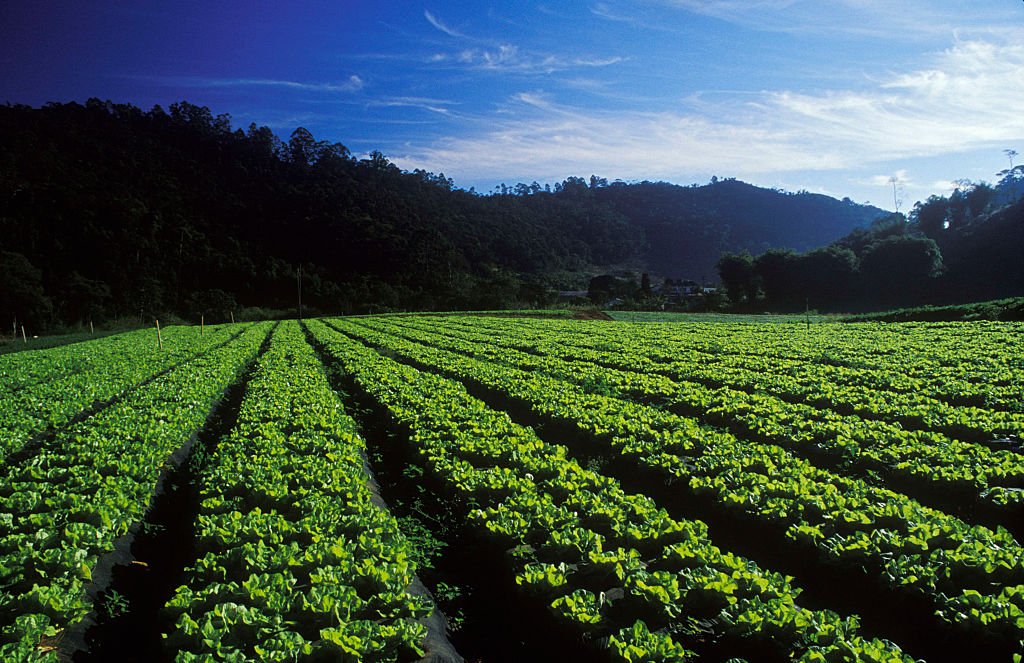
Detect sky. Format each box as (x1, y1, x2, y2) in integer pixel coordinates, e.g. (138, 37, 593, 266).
(2, 1, 1024, 210)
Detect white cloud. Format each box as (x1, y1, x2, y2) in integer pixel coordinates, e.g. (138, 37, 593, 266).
(420, 8, 622, 75)
(393, 36, 1024, 185)
(167, 76, 365, 93)
(434, 44, 623, 74)
(866, 170, 909, 187)
(930, 179, 959, 193)
(574, 56, 625, 67)
(392, 100, 828, 183)
(767, 38, 1024, 158)
(368, 96, 457, 116)
(424, 10, 467, 38)
(656, 0, 1021, 39)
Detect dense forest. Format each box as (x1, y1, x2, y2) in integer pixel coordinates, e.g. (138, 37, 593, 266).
(0, 100, 884, 330)
(716, 173, 1024, 312)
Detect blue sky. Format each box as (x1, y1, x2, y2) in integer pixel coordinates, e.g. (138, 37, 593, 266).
(2, 1, 1023, 210)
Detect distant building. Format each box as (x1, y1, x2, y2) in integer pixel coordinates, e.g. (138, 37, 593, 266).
(657, 278, 704, 302)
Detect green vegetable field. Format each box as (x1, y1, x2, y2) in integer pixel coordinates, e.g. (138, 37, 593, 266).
(2, 316, 1022, 662)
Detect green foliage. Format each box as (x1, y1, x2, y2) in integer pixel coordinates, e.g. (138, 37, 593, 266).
(0, 322, 271, 655)
(845, 296, 1024, 322)
(0, 251, 52, 329)
(99, 590, 129, 619)
(716, 252, 757, 304)
(306, 317, 924, 661)
(4, 312, 1021, 660)
(330, 313, 1024, 654)
(164, 322, 431, 658)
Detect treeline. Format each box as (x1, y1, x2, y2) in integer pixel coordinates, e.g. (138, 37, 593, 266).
(716, 175, 1024, 312)
(0, 99, 883, 331)
(0, 100, 640, 330)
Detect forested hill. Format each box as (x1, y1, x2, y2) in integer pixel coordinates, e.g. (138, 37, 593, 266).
(0, 100, 882, 328)
(591, 178, 882, 279)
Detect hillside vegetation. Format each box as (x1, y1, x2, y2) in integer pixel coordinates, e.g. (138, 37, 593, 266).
(0, 100, 881, 330)
(717, 175, 1024, 312)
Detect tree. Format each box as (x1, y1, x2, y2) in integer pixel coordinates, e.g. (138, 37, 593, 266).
(588, 274, 618, 305)
(0, 251, 52, 330)
(888, 174, 904, 214)
(754, 249, 799, 309)
(1005, 148, 1018, 170)
(860, 235, 943, 306)
(910, 195, 949, 239)
(798, 246, 857, 308)
(288, 127, 317, 166)
(60, 272, 110, 324)
(246, 122, 285, 161)
(587, 274, 636, 305)
(716, 252, 757, 305)
(362, 150, 399, 173)
(186, 288, 237, 323)
(946, 182, 994, 230)
(996, 165, 1024, 204)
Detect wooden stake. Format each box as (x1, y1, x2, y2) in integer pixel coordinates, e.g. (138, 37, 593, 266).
(297, 264, 303, 321)
(90, 320, 94, 334)
(230, 311, 235, 324)
(201, 314, 204, 336)
(155, 319, 163, 350)
(21, 326, 27, 343)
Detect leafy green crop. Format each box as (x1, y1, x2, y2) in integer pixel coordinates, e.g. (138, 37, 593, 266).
(163, 322, 431, 661)
(308, 319, 913, 662)
(333, 314, 1024, 653)
(0, 322, 270, 659)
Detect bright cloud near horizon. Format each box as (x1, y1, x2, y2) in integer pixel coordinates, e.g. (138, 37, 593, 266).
(2, 1, 1023, 210)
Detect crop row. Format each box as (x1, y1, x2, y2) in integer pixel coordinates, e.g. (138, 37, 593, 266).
(582, 318, 1023, 393)
(331, 317, 1024, 655)
(0, 323, 243, 461)
(163, 321, 432, 661)
(0, 322, 271, 661)
(0, 327, 154, 395)
(307, 319, 912, 662)
(436, 316, 1024, 436)
(383, 316, 1024, 512)
(437, 315, 1023, 418)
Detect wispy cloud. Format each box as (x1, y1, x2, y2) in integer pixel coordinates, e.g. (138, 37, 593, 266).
(657, 0, 1021, 39)
(391, 97, 822, 184)
(423, 9, 468, 38)
(393, 36, 1024, 185)
(866, 170, 909, 187)
(154, 75, 365, 93)
(431, 44, 623, 74)
(367, 96, 458, 116)
(422, 7, 622, 75)
(765, 38, 1024, 157)
(589, 2, 687, 34)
